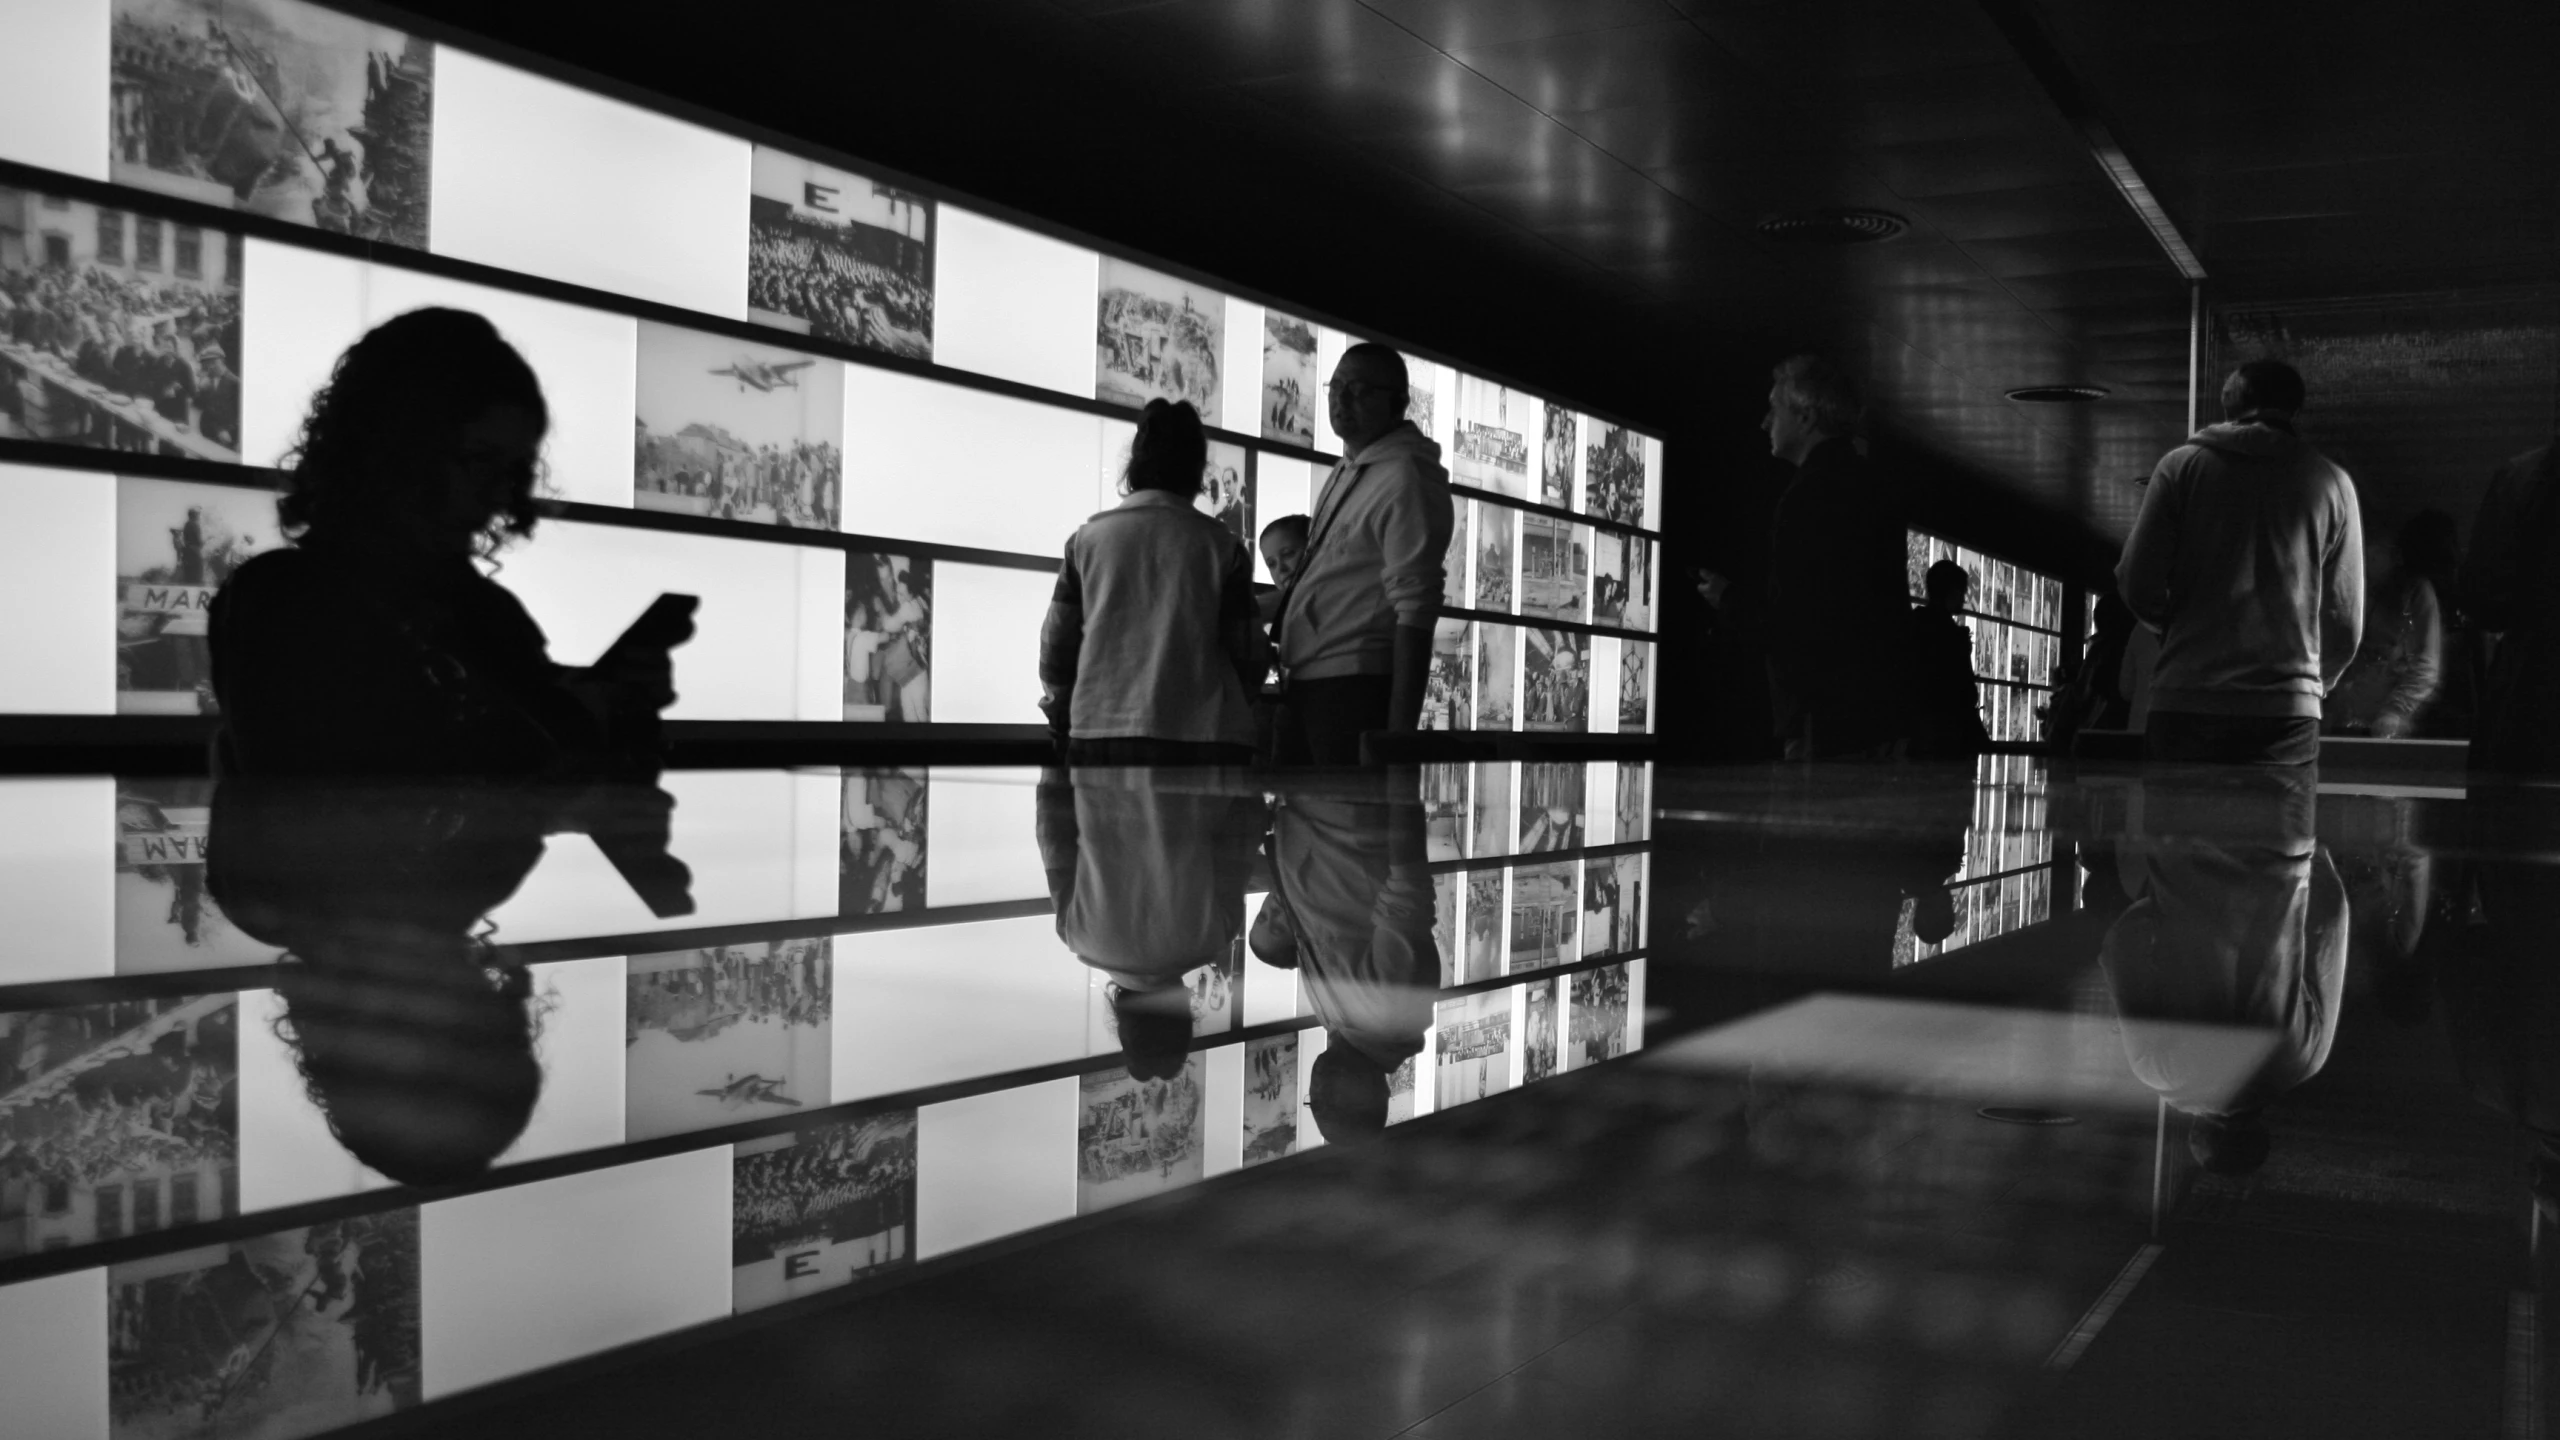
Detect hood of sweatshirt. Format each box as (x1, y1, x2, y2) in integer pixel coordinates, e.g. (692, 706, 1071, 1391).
(1350, 421, 1448, 478)
(2189, 420, 2303, 460)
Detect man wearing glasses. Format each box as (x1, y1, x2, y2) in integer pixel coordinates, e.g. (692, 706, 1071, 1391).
(1272, 344, 1455, 763)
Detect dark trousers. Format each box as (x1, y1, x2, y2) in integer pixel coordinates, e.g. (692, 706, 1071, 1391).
(1276, 674, 1392, 765)
(2145, 711, 2321, 766)
(1061, 737, 1254, 766)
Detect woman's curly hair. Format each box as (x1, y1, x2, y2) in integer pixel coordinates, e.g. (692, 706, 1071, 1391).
(1122, 398, 1207, 497)
(278, 307, 550, 555)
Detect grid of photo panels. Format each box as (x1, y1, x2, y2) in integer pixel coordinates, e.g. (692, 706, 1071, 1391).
(1894, 753, 2057, 966)
(1907, 531, 2068, 746)
(0, 0, 1662, 739)
(0, 762, 1656, 1430)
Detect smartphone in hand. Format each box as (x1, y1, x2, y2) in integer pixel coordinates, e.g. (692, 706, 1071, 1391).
(597, 592, 698, 671)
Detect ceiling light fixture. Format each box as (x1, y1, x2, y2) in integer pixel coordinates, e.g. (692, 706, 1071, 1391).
(1756, 208, 1909, 245)
(2005, 384, 2110, 403)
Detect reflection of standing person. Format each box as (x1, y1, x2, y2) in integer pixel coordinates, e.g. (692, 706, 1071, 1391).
(2324, 520, 2445, 738)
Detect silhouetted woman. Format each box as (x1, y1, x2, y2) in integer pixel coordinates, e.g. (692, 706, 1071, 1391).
(1036, 399, 1266, 765)
(210, 308, 685, 775)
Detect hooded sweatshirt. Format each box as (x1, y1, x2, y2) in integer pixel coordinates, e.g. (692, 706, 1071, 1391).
(1278, 422, 1455, 681)
(2117, 419, 2364, 719)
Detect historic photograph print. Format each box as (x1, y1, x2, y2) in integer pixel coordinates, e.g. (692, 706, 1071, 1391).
(635, 321, 842, 530)
(1463, 869, 1504, 983)
(1519, 514, 1587, 623)
(111, 0, 432, 248)
(1583, 421, 1646, 527)
(1421, 760, 1467, 862)
(1522, 977, 1559, 1084)
(1469, 759, 1511, 860)
(1432, 870, 1461, 984)
(1521, 627, 1589, 734)
(119, 478, 276, 714)
(1077, 1056, 1205, 1213)
(1592, 531, 1652, 631)
(840, 767, 927, 916)
(845, 551, 931, 722)
(748, 148, 933, 359)
(1451, 374, 1531, 499)
(1510, 860, 1579, 974)
(1424, 619, 1472, 733)
(1620, 639, 1651, 732)
(1475, 623, 1517, 732)
(626, 938, 832, 1142)
(1261, 310, 1316, 446)
(2, 189, 243, 461)
(1569, 963, 1632, 1069)
(1617, 761, 1649, 845)
(1540, 405, 1576, 508)
(115, 779, 281, 973)
(1440, 500, 1470, 608)
(1096, 258, 1222, 416)
(1, 994, 239, 1255)
(1518, 761, 1586, 853)
(732, 1111, 917, 1312)
(108, 1210, 420, 1440)
(1241, 1034, 1298, 1168)
(1472, 501, 1514, 613)
(1197, 439, 1253, 546)
(1435, 989, 1512, 1110)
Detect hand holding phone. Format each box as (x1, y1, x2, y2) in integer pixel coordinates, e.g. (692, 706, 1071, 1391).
(597, 592, 698, 671)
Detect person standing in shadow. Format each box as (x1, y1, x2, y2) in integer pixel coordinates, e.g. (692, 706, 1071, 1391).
(210, 308, 689, 776)
(1901, 559, 1992, 761)
(1035, 766, 1265, 1080)
(2464, 440, 2560, 777)
(1761, 356, 1908, 761)
(1247, 773, 1439, 1139)
(2325, 514, 2448, 739)
(1039, 399, 1266, 766)
(2117, 360, 2363, 766)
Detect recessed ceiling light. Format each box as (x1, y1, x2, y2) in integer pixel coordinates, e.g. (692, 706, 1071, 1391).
(1756, 208, 1909, 245)
(2004, 384, 2110, 403)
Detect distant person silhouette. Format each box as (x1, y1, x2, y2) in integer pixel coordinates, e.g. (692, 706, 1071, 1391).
(210, 308, 690, 776)
(1901, 559, 1991, 760)
(2464, 440, 2560, 776)
(2118, 359, 2363, 765)
(2325, 512, 2448, 738)
(1039, 399, 1266, 766)
(1760, 355, 1907, 761)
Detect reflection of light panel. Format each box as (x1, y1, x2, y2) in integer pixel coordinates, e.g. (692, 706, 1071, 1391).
(0, 1269, 105, 1437)
(0, 777, 112, 984)
(0, 464, 114, 715)
(429, 48, 751, 317)
(915, 1078, 1077, 1260)
(421, 1148, 731, 1399)
(1220, 297, 1265, 434)
(830, 914, 1086, 1102)
(933, 206, 1097, 395)
(1649, 993, 2274, 1115)
(0, 0, 107, 178)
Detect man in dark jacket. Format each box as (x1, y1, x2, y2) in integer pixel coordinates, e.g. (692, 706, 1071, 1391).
(1902, 560, 1990, 760)
(1762, 355, 1908, 760)
(2117, 361, 2362, 766)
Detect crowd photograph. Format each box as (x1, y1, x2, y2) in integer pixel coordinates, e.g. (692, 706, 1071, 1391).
(746, 150, 935, 360)
(0, 189, 243, 461)
(1096, 259, 1222, 415)
(1260, 310, 1316, 445)
(1521, 979, 1559, 1084)
(1541, 405, 1576, 507)
(1453, 375, 1532, 498)
(731, 1112, 916, 1310)
(1569, 965, 1632, 1069)
(1464, 870, 1504, 983)
(634, 321, 844, 531)
(1582, 420, 1647, 527)
(844, 551, 931, 722)
(1077, 1060, 1205, 1212)
(840, 767, 927, 916)
(111, 0, 434, 249)
(1434, 990, 1511, 1108)
(625, 939, 833, 1142)
(1521, 627, 1588, 733)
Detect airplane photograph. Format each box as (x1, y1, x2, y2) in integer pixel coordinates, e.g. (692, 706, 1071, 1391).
(711, 354, 816, 392)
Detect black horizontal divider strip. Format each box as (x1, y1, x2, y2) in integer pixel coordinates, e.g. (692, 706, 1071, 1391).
(1426, 840, 1652, 879)
(1436, 603, 1658, 645)
(1448, 481, 1661, 543)
(0, 943, 1649, 1289)
(0, 154, 1658, 529)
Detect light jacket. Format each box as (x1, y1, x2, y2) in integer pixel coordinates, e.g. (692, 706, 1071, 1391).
(1278, 423, 1455, 681)
(1039, 490, 1264, 745)
(2118, 420, 2364, 719)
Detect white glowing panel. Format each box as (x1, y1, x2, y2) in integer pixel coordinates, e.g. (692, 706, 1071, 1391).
(240, 241, 640, 504)
(830, 915, 1086, 1102)
(1643, 434, 1664, 532)
(1588, 634, 1621, 736)
(840, 364, 1099, 556)
(933, 206, 1095, 395)
(0, 465, 114, 713)
(429, 47, 749, 318)
(0, 778, 112, 984)
(1313, 326, 1355, 453)
(495, 520, 839, 721)
(422, 1147, 731, 1399)
(237, 986, 394, 1212)
(1219, 297, 1264, 434)
(916, 1078, 1076, 1260)
(0, 1268, 107, 1440)
(1295, 1028, 1328, 1150)
(1254, 455, 1315, 585)
(931, 563, 1053, 726)
(923, 768, 1046, 907)
(1585, 761, 1618, 849)
(0, 0, 104, 178)
(1204, 1041, 1245, 1177)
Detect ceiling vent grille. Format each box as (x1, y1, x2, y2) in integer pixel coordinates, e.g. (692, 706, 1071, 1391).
(1757, 208, 1909, 244)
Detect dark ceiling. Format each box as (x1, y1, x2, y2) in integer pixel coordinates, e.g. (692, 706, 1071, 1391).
(394, 0, 2560, 562)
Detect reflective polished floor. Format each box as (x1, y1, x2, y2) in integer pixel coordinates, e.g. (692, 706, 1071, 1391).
(0, 756, 2549, 1439)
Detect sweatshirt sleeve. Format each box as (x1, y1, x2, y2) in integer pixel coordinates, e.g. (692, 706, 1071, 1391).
(2319, 477, 2366, 693)
(1037, 536, 1084, 729)
(1376, 465, 1456, 629)
(2116, 449, 2186, 628)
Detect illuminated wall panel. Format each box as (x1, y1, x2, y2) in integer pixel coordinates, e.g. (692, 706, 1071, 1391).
(915, 1078, 1077, 1260)
(0, 1268, 108, 1440)
(932, 205, 1096, 395)
(0, 0, 109, 180)
(830, 915, 1085, 1102)
(429, 48, 750, 318)
(930, 562, 1054, 726)
(0, 463, 115, 713)
(1219, 297, 1265, 434)
(840, 363, 1101, 555)
(0, 777, 113, 984)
